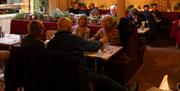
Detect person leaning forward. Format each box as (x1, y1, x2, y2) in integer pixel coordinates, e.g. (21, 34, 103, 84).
(46, 17, 139, 91)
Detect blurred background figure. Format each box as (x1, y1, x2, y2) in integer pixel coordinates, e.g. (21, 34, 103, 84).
(108, 4, 118, 25)
(72, 15, 90, 40)
(88, 3, 99, 16)
(127, 8, 142, 28)
(69, 2, 80, 14)
(140, 4, 157, 46)
(89, 8, 100, 18)
(141, 4, 151, 20)
(40, 1, 46, 13)
(126, 5, 134, 12)
(150, 3, 162, 23)
(109, 5, 117, 17)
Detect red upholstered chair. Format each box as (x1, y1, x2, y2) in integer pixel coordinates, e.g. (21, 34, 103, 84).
(10, 19, 30, 34)
(10, 20, 58, 40)
(171, 20, 180, 48)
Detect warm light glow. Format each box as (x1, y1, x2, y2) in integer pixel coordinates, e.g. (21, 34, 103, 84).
(80, 0, 116, 9)
(30, 0, 34, 13)
(159, 75, 170, 90)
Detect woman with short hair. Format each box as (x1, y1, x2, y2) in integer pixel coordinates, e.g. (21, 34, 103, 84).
(90, 15, 120, 45)
(21, 20, 45, 49)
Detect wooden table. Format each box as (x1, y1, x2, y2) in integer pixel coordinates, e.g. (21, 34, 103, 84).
(0, 34, 21, 49)
(84, 45, 123, 71)
(84, 45, 122, 61)
(137, 28, 150, 34)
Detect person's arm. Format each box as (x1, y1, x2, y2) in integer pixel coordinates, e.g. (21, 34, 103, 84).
(82, 40, 102, 52)
(72, 25, 77, 35)
(89, 28, 102, 41)
(73, 35, 102, 52)
(84, 27, 90, 40)
(109, 29, 120, 45)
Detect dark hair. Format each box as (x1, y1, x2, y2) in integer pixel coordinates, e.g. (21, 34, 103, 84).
(151, 3, 157, 7)
(178, 15, 180, 19)
(143, 4, 150, 8)
(28, 20, 44, 35)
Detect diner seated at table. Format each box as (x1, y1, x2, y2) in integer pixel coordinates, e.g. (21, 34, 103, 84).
(88, 3, 99, 16)
(89, 8, 100, 18)
(21, 20, 45, 49)
(109, 5, 117, 18)
(69, 2, 80, 14)
(72, 15, 90, 40)
(90, 15, 120, 46)
(126, 8, 143, 28)
(140, 4, 157, 45)
(46, 17, 138, 91)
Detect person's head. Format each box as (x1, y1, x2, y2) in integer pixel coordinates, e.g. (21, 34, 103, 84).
(90, 9, 100, 17)
(28, 20, 44, 36)
(88, 3, 95, 9)
(143, 4, 150, 11)
(73, 2, 80, 10)
(41, 1, 45, 5)
(127, 5, 134, 11)
(57, 17, 72, 32)
(151, 3, 158, 11)
(110, 5, 117, 16)
(130, 8, 139, 16)
(101, 15, 114, 29)
(78, 15, 88, 27)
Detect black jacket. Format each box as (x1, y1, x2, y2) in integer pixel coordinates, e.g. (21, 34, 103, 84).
(46, 31, 102, 54)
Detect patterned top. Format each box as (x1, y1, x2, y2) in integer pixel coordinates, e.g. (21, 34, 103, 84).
(91, 28, 120, 45)
(72, 25, 90, 40)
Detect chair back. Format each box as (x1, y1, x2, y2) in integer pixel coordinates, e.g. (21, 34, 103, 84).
(5, 47, 88, 91)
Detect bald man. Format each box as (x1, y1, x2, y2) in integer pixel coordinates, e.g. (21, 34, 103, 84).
(46, 17, 138, 91)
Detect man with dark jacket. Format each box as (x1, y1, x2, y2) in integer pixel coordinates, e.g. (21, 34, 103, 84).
(46, 17, 138, 91)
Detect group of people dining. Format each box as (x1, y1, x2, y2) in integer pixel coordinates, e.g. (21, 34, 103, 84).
(69, 2, 163, 46)
(0, 2, 165, 91)
(69, 2, 117, 20)
(4, 13, 139, 91)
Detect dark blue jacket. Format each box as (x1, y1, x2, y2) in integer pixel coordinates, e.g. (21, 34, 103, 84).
(46, 31, 102, 55)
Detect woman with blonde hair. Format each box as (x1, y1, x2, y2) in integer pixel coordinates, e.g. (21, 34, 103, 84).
(90, 15, 120, 45)
(72, 15, 90, 40)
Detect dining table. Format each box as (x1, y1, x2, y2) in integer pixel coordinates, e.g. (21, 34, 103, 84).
(0, 34, 21, 50)
(84, 45, 123, 71)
